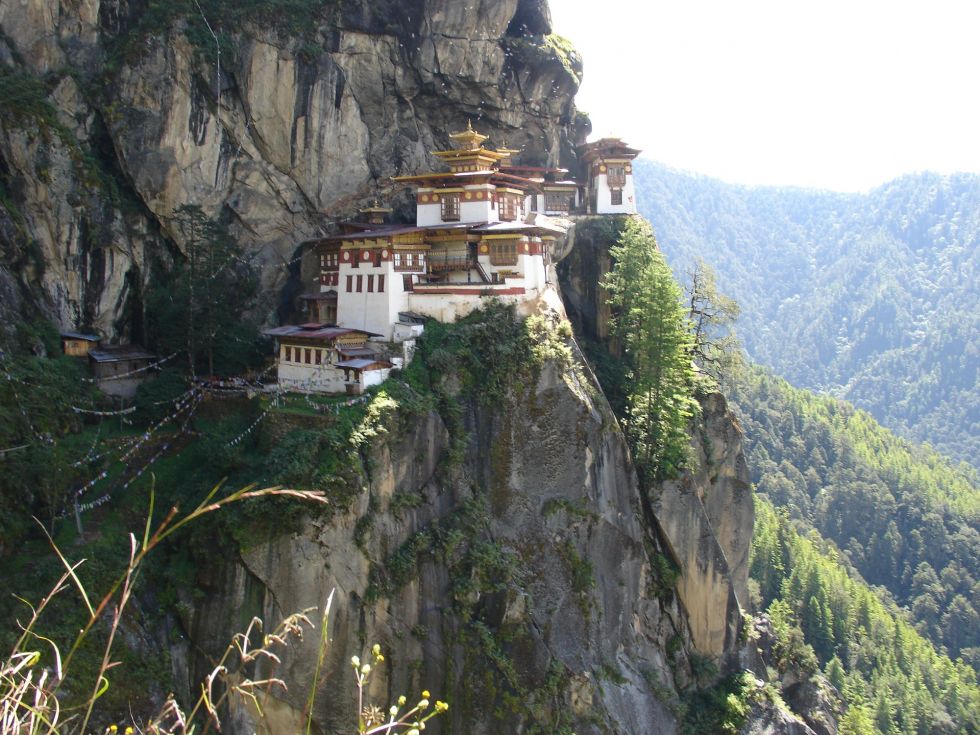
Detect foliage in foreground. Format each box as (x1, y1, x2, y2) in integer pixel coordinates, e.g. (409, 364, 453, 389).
(1, 488, 449, 735)
(1, 303, 574, 732)
(751, 497, 980, 735)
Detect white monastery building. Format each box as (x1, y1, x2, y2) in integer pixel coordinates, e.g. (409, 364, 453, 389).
(579, 138, 640, 215)
(271, 125, 640, 392)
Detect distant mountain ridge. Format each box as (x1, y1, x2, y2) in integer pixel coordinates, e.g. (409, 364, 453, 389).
(634, 160, 980, 468)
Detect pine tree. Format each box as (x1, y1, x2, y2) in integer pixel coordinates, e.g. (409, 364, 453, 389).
(601, 216, 695, 483)
(148, 205, 261, 376)
(685, 258, 742, 386)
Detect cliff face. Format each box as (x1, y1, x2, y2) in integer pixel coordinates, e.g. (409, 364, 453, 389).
(559, 216, 754, 661)
(183, 338, 752, 735)
(0, 0, 585, 339)
(2, 2, 763, 731)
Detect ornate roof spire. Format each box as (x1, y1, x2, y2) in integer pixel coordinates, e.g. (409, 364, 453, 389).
(496, 138, 520, 163)
(449, 120, 489, 150)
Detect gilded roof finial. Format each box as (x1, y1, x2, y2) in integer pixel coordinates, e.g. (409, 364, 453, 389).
(497, 137, 520, 163)
(449, 120, 488, 150)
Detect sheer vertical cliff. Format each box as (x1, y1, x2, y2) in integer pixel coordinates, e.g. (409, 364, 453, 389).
(559, 217, 754, 663)
(0, 0, 586, 339)
(182, 325, 754, 735)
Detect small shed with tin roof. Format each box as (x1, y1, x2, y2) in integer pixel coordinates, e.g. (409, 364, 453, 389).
(61, 331, 101, 358)
(88, 344, 156, 398)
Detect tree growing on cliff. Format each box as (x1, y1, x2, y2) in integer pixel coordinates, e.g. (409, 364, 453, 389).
(602, 216, 695, 483)
(686, 258, 743, 387)
(147, 206, 262, 376)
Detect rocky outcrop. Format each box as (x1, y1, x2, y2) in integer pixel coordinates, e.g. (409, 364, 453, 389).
(783, 678, 843, 735)
(742, 699, 818, 735)
(556, 215, 626, 343)
(558, 214, 754, 662)
(0, 0, 585, 340)
(652, 391, 753, 659)
(742, 616, 844, 735)
(187, 348, 698, 735)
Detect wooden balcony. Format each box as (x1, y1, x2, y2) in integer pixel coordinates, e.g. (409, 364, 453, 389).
(427, 256, 474, 272)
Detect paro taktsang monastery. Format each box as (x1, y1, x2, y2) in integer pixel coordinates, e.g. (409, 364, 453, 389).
(265, 127, 640, 394)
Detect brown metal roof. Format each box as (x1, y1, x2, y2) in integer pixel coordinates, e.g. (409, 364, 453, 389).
(578, 137, 641, 161)
(322, 225, 425, 242)
(337, 346, 378, 358)
(299, 291, 337, 301)
(500, 165, 569, 174)
(469, 222, 540, 234)
(392, 171, 542, 191)
(428, 222, 488, 231)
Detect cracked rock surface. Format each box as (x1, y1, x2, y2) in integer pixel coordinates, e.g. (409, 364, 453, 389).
(0, 0, 584, 336)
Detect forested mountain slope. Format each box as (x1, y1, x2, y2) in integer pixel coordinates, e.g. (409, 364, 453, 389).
(732, 367, 979, 666)
(634, 161, 980, 468)
(752, 497, 979, 735)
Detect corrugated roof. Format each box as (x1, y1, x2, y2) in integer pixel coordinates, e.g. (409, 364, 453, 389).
(469, 222, 538, 234)
(393, 170, 542, 191)
(500, 165, 569, 174)
(578, 138, 641, 160)
(334, 358, 393, 370)
(61, 331, 101, 341)
(337, 346, 377, 358)
(299, 291, 337, 301)
(324, 225, 425, 242)
(89, 345, 155, 363)
(427, 222, 487, 232)
(263, 324, 381, 340)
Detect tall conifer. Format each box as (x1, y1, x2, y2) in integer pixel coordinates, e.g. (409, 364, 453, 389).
(602, 216, 695, 483)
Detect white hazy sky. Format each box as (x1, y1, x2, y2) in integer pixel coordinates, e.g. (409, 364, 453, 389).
(549, 0, 980, 191)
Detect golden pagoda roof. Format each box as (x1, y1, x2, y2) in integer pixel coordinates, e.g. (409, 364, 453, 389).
(448, 120, 488, 149)
(431, 148, 508, 167)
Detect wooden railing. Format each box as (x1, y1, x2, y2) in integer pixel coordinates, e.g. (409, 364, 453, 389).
(427, 256, 473, 272)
